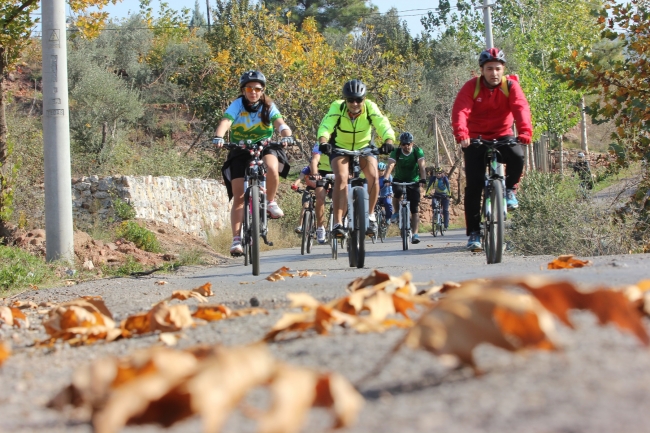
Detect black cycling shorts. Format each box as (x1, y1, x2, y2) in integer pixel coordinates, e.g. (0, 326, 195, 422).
(393, 182, 420, 214)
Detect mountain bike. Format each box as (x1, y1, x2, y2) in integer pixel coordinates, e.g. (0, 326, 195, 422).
(372, 197, 389, 243)
(222, 140, 283, 276)
(470, 137, 517, 264)
(317, 174, 344, 260)
(431, 195, 445, 237)
(294, 186, 316, 255)
(393, 181, 417, 251)
(330, 146, 378, 268)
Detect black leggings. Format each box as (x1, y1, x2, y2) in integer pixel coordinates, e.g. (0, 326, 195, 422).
(462, 139, 524, 235)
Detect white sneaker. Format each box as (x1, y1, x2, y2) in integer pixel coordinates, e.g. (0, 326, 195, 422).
(267, 201, 284, 218)
(316, 226, 326, 244)
(230, 237, 243, 256)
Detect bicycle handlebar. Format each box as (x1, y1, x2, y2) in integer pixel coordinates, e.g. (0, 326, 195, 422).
(392, 181, 418, 187)
(222, 140, 285, 151)
(330, 146, 379, 157)
(469, 138, 518, 148)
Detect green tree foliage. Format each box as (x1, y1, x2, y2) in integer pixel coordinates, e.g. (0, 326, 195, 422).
(559, 0, 650, 165)
(190, 0, 207, 29)
(263, 0, 377, 32)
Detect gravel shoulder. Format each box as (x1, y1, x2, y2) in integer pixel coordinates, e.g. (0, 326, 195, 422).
(2, 229, 650, 433)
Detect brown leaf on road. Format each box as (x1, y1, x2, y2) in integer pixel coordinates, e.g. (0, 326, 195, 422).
(495, 276, 650, 345)
(192, 282, 214, 297)
(405, 286, 558, 373)
(548, 254, 592, 269)
(257, 365, 363, 433)
(43, 298, 115, 341)
(266, 266, 295, 281)
(159, 333, 180, 346)
(154, 280, 168, 286)
(0, 306, 30, 328)
(229, 307, 268, 318)
(122, 303, 194, 336)
(288, 292, 321, 310)
(0, 341, 11, 366)
(170, 290, 208, 303)
(297, 270, 324, 278)
(347, 269, 417, 295)
(10, 300, 38, 309)
(192, 305, 232, 321)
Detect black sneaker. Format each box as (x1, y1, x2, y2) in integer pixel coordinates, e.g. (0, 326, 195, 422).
(332, 223, 346, 238)
(366, 219, 378, 236)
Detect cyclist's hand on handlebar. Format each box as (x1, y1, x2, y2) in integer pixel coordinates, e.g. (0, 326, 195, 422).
(318, 142, 332, 154)
(517, 134, 531, 145)
(280, 136, 294, 146)
(380, 142, 394, 155)
(383, 178, 391, 186)
(459, 137, 471, 148)
(419, 179, 427, 187)
(212, 136, 224, 148)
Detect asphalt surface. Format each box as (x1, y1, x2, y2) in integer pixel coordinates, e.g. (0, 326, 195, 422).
(2, 229, 650, 433)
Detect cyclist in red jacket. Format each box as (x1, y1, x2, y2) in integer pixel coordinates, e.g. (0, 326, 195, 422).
(452, 47, 533, 251)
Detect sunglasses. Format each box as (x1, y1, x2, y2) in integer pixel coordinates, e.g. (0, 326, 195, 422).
(400, 142, 412, 146)
(244, 86, 264, 93)
(346, 97, 364, 104)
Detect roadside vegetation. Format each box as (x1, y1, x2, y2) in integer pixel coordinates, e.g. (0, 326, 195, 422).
(0, 0, 648, 292)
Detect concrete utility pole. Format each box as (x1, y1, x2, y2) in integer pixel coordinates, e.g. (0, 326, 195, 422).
(480, 0, 495, 49)
(42, 0, 74, 263)
(206, 0, 211, 32)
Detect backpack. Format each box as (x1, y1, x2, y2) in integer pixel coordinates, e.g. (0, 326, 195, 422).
(473, 75, 518, 99)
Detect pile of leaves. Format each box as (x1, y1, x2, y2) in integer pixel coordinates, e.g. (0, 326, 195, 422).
(2, 263, 650, 432)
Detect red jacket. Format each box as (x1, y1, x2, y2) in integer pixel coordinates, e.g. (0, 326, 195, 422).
(451, 77, 533, 142)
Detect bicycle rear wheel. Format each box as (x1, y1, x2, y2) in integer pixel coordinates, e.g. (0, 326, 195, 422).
(328, 208, 337, 260)
(377, 208, 386, 243)
(307, 210, 314, 254)
(486, 180, 504, 264)
(300, 210, 311, 255)
(250, 185, 261, 275)
(432, 211, 438, 238)
(349, 187, 367, 268)
(401, 206, 409, 251)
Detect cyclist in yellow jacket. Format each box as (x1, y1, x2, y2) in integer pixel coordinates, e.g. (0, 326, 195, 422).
(316, 79, 395, 237)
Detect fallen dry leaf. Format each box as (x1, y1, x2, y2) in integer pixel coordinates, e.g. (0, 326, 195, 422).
(0, 306, 30, 328)
(548, 254, 592, 269)
(347, 269, 417, 295)
(192, 282, 214, 297)
(43, 298, 115, 343)
(266, 266, 295, 282)
(170, 290, 208, 303)
(495, 276, 650, 346)
(159, 333, 179, 346)
(192, 305, 231, 321)
(155, 280, 168, 286)
(10, 300, 38, 309)
(122, 302, 195, 336)
(405, 285, 558, 373)
(297, 270, 324, 278)
(0, 341, 10, 366)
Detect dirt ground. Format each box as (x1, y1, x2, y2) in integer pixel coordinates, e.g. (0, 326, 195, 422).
(5, 220, 229, 270)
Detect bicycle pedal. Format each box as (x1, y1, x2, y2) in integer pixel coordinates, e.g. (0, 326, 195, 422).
(471, 247, 483, 253)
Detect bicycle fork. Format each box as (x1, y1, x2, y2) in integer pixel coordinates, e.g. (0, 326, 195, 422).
(346, 184, 369, 235)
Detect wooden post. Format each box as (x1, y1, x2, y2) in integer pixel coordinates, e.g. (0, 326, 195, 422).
(558, 133, 564, 176)
(434, 116, 440, 168)
(437, 125, 453, 167)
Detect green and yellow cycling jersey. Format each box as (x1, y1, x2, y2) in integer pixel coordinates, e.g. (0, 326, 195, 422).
(317, 99, 395, 150)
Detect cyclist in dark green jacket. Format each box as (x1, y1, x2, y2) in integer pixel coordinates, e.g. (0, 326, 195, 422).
(383, 132, 427, 244)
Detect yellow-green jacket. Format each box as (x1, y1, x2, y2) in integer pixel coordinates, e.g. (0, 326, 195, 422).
(317, 99, 395, 150)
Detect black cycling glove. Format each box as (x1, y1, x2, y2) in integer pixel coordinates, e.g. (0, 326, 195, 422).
(380, 142, 394, 155)
(319, 142, 332, 154)
(419, 179, 427, 186)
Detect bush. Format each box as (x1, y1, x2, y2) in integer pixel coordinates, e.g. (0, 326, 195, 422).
(112, 197, 136, 221)
(507, 171, 642, 256)
(116, 221, 162, 253)
(0, 246, 56, 294)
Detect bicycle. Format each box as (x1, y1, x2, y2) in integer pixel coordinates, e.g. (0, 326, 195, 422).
(316, 174, 345, 260)
(469, 137, 517, 264)
(430, 195, 445, 237)
(372, 197, 389, 243)
(392, 181, 417, 251)
(294, 186, 317, 255)
(222, 140, 284, 276)
(330, 146, 378, 268)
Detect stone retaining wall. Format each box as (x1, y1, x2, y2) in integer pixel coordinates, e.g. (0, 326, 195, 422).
(72, 176, 231, 239)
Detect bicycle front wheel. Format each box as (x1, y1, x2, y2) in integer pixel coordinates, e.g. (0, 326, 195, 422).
(486, 180, 504, 264)
(350, 187, 367, 268)
(301, 210, 311, 255)
(432, 211, 438, 238)
(307, 210, 314, 254)
(377, 209, 386, 243)
(401, 206, 410, 251)
(250, 185, 261, 275)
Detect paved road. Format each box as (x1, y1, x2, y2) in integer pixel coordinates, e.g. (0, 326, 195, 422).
(2, 229, 650, 433)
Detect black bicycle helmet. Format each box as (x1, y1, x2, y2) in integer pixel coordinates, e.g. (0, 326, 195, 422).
(342, 79, 367, 98)
(478, 47, 506, 66)
(399, 132, 414, 144)
(239, 70, 266, 88)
